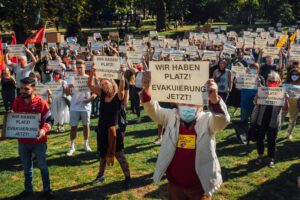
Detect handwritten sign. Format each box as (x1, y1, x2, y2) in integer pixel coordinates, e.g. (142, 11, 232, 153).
(7, 45, 25, 57)
(127, 51, 143, 64)
(149, 61, 209, 105)
(46, 82, 63, 97)
(72, 77, 90, 93)
(283, 84, 300, 99)
(47, 60, 62, 70)
(236, 74, 257, 89)
(4, 113, 40, 138)
(231, 65, 246, 75)
(263, 47, 280, 58)
(93, 56, 120, 79)
(257, 87, 285, 106)
(35, 84, 48, 100)
(202, 50, 217, 61)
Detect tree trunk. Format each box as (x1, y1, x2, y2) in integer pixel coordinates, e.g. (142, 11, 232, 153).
(66, 22, 81, 37)
(12, 25, 27, 44)
(156, 0, 166, 31)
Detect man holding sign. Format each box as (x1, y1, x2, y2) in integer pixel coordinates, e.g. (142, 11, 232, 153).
(5, 47, 37, 95)
(141, 62, 230, 199)
(11, 77, 54, 199)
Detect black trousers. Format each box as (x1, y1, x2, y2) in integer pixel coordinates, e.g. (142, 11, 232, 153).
(256, 125, 278, 158)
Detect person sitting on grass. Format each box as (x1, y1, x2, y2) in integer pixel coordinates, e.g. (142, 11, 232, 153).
(141, 71, 230, 199)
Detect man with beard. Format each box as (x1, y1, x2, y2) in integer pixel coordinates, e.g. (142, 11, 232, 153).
(12, 77, 54, 200)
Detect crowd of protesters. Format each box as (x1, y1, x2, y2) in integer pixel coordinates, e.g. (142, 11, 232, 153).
(1, 26, 300, 199)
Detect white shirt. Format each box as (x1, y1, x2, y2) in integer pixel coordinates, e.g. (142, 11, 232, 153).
(70, 75, 91, 112)
(11, 63, 34, 88)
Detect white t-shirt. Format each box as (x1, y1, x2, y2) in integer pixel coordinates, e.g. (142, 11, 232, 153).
(70, 75, 91, 112)
(135, 72, 143, 88)
(11, 63, 34, 88)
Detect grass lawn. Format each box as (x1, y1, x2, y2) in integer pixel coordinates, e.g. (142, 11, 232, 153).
(0, 95, 300, 200)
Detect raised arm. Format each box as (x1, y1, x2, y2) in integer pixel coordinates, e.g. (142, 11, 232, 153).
(25, 47, 37, 66)
(87, 66, 102, 96)
(117, 67, 126, 101)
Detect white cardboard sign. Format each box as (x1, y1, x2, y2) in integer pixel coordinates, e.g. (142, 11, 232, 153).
(257, 87, 285, 106)
(149, 61, 209, 105)
(93, 56, 120, 79)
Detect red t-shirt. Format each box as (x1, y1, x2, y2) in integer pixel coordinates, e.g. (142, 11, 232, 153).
(12, 95, 51, 144)
(166, 121, 201, 188)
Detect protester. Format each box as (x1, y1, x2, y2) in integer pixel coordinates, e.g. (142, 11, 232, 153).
(213, 59, 232, 102)
(284, 67, 300, 140)
(1, 67, 16, 112)
(141, 71, 230, 199)
(47, 70, 69, 133)
(12, 77, 54, 200)
(88, 65, 131, 189)
(5, 47, 37, 95)
(253, 71, 288, 168)
(65, 59, 95, 156)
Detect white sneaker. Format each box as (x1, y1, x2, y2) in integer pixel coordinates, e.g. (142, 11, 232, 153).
(66, 148, 75, 156)
(84, 145, 92, 152)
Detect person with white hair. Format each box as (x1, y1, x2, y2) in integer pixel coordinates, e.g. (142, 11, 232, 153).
(5, 47, 37, 95)
(253, 71, 288, 168)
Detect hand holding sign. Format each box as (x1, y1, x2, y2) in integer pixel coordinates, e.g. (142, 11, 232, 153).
(207, 79, 219, 104)
(37, 129, 46, 140)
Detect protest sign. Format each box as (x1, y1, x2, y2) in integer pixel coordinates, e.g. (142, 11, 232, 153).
(257, 87, 285, 106)
(202, 50, 217, 60)
(85, 61, 94, 70)
(35, 84, 48, 100)
(109, 32, 120, 42)
(64, 71, 77, 84)
(231, 65, 246, 75)
(149, 31, 158, 40)
(47, 60, 62, 71)
(235, 74, 257, 89)
(66, 37, 77, 44)
(93, 56, 120, 79)
(254, 38, 267, 49)
(46, 81, 63, 97)
(223, 43, 236, 55)
(283, 84, 300, 99)
(93, 32, 102, 40)
(263, 47, 280, 58)
(169, 50, 185, 61)
(40, 50, 49, 58)
(244, 40, 254, 49)
(127, 51, 143, 64)
(7, 45, 25, 57)
(48, 43, 56, 48)
(3, 113, 40, 138)
(256, 28, 264, 33)
(72, 77, 90, 93)
(185, 46, 198, 56)
(149, 61, 209, 105)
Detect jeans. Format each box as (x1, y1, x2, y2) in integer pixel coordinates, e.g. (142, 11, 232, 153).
(1, 89, 16, 111)
(18, 142, 50, 192)
(240, 108, 252, 123)
(256, 126, 278, 158)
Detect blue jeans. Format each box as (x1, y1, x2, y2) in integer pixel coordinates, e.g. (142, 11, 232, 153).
(18, 142, 50, 192)
(240, 108, 252, 123)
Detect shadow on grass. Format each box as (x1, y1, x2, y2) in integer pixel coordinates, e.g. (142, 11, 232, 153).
(127, 115, 152, 125)
(126, 128, 157, 139)
(0, 156, 22, 172)
(144, 183, 168, 199)
(238, 163, 300, 200)
(47, 152, 98, 167)
(39, 173, 152, 200)
(125, 142, 159, 155)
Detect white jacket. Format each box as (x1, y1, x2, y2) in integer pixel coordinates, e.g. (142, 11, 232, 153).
(142, 99, 230, 196)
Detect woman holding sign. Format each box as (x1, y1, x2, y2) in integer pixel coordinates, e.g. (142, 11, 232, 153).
(284, 67, 300, 140)
(141, 71, 230, 199)
(47, 70, 69, 133)
(88, 65, 131, 189)
(253, 71, 288, 168)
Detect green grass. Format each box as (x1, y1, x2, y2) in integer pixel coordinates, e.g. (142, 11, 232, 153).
(0, 102, 300, 199)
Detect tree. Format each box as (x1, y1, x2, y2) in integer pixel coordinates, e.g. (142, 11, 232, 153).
(156, 0, 166, 31)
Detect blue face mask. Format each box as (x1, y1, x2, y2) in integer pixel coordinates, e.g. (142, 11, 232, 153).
(178, 106, 197, 123)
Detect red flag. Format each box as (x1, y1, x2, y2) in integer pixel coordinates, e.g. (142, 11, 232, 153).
(25, 27, 45, 45)
(0, 38, 4, 70)
(10, 32, 18, 64)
